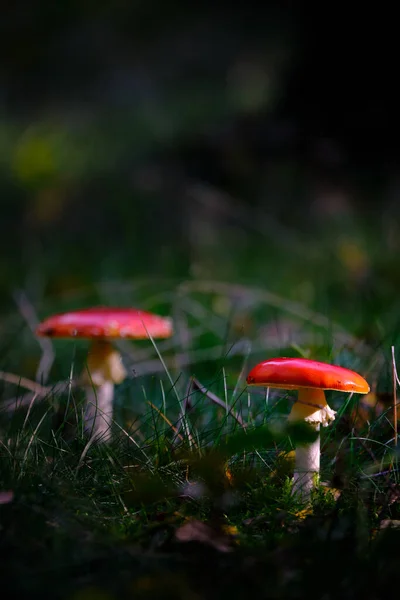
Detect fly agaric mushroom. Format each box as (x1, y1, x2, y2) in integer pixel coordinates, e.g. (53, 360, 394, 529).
(246, 357, 370, 501)
(36, 307, 173, 442)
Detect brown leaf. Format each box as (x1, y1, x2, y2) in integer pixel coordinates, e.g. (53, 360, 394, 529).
(385, 483, 400, 506)
(174, 519, 236, 552)
(0, 491, 14, 505)
(379, 520, 400, 529)
(242, 514, 271, 528)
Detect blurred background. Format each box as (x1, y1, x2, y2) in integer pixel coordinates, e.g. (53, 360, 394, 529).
(1, 1, 399, 393)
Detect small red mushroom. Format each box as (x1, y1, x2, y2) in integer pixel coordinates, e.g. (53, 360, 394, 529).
(246, 357, 370, 501)
(36, 307, 173, 442)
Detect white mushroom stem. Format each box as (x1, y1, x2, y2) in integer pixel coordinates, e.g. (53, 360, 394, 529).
(288, 388, 336, 502)
(84, 381, 115, 443)
(291, 424, 321, 500)
(80, 340, 127, 443)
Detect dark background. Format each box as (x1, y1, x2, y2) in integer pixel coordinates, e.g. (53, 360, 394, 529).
(1, 2, 399, 313)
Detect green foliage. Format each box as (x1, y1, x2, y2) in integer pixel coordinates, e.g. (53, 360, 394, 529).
(218, 421, 318, 458)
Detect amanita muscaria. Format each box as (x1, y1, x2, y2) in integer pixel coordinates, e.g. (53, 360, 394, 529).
(246, 357, 370, 501)
(36, 307, 173, 442)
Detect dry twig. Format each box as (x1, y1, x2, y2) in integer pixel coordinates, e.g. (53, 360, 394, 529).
(391, 346, 399, 445)
(13, 289, 54, 384)
(192, 377, 245, 429)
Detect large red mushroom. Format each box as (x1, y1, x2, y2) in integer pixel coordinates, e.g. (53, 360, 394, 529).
(36, 307, 173, 442)
(246, 357, 370, 501)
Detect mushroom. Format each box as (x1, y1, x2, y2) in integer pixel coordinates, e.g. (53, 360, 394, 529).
(246, 357, 370, 501)
(36, 307, 173, 442)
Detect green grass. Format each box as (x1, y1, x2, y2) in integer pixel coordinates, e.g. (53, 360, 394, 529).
(1, 263, 400, 599)
(1, 144, 400, 596)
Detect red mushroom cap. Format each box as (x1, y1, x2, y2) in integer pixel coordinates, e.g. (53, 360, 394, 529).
(246, 357, 370, 394)
(36, 307, 173, 340)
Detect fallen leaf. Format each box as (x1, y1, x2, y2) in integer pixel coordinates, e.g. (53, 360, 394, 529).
(221, 524, 239, 537)
(225, 465, 234, 484)
(379, 520, 400, 529)
(290, 507, 313, 521)
(320, 482, 342, 501)
(0, 491, 14, 505)
(174, 519, 235, 552)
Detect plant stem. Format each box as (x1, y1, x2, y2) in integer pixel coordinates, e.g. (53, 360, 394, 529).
(84, 381, 114, 442)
